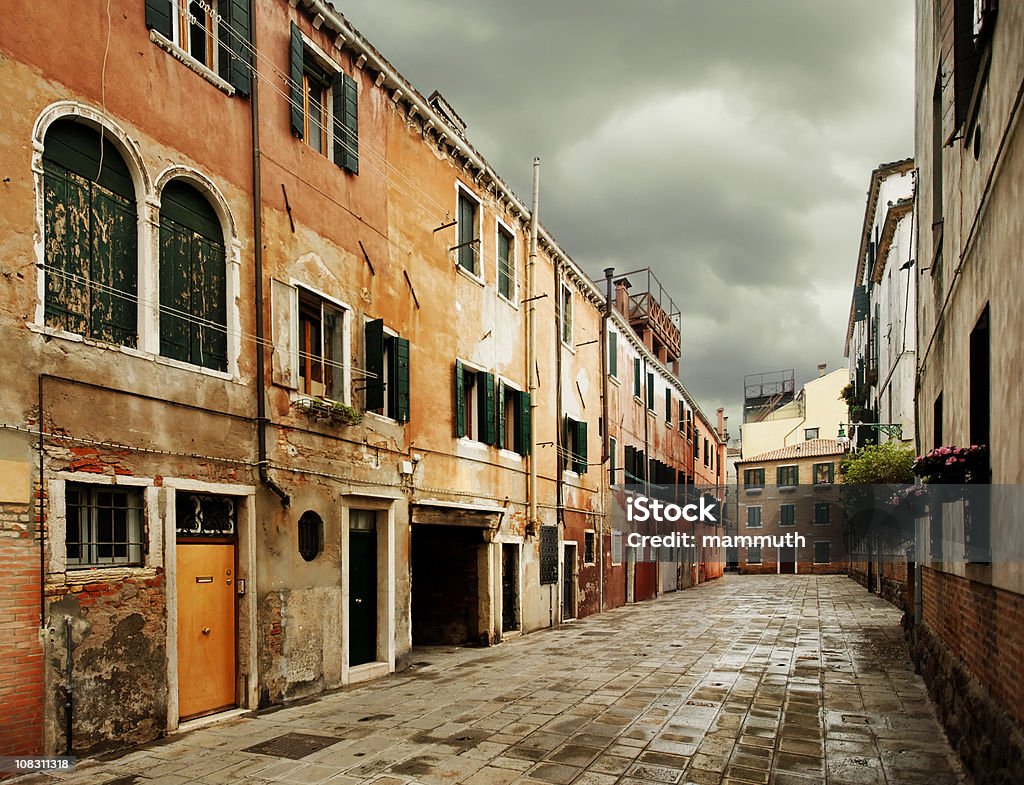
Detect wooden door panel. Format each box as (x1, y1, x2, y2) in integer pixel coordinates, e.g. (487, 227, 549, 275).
(177, 544, 235, 719)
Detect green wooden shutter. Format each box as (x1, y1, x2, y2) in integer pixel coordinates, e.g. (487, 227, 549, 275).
(43, 163, 90, 336)
(665, 389, 672, 422)
(218, 0, 252, 96)
(90, 186, 138, 346)
(392, 336, 410, 422)
(517, 391, 531, 456)
(145, 0, 172, 39)
(496, 381, 506, 449)
(454, 360, 466, 437)
(481, 372, 496, 445)
(196, 235, 227, 370)
(159, 217, 192, 363)
(334, 72, 358, 173)
(364, 319, 385, 410)
(574, 420, 588, 474)
(633, 358, 641, 396)
(646, 372, 655, 410)
(608, 331, 617, 377)
(289, 22, 304, 138)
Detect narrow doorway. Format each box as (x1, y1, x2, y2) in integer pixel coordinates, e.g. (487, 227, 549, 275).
(501, 544, 519, 633)
(349, 509, 378, 667)
(562, 543, 577, 620)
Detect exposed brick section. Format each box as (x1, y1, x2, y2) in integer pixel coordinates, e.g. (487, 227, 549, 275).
(0, 505, 44, 757)
(912, 574, 1024, 785)
(849, 558, 909, 611)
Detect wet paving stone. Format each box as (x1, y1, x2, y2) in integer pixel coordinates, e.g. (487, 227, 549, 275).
(19, 576, 971, 785)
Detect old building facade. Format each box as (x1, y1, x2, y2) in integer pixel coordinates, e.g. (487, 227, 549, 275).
(844, 159, 917, 449)
(734, 441, 848, 575)
(0, 0, 725, 758)
(912, 2, 1024, 783)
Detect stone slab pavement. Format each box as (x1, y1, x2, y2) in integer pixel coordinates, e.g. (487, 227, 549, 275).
(17, 575, 970, 785)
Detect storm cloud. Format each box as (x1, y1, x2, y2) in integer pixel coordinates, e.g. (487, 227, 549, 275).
(340, 1, 915, 433)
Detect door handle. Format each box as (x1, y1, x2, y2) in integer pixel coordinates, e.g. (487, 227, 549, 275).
(202, 627, 211, 635)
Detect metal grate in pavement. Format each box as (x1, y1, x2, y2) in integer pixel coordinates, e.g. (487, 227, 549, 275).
(242, 732, 341, 759)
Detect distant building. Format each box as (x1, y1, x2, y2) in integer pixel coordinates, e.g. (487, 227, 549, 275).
(740, 366, 849, 459)
(734, 440, 848, 574)
(845, 159, 917, 448)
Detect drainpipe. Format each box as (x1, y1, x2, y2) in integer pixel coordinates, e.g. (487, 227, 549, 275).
(251, 13, 289, 507)
(600, 268, 614, 611)
(527, 159, 539, 532)
(553, 224, 564, 624)
(37, 376, 45, 627)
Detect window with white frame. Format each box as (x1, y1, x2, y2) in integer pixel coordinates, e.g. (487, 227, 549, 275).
(611, 529, 623, 565)
(145, 0, 252, 95)
(560, 282, 573, 346)
(298, 288, 346, 401)
(65, 483, 145, 568)
(497, 223, 515, 301)
(456, 187, 481, 275)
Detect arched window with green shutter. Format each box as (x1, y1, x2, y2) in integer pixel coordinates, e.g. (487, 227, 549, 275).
(159, 180, 228, 371)
(42, 119, 138, 346)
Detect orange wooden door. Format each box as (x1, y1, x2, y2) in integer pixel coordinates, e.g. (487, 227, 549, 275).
(176, 544, 236, 720)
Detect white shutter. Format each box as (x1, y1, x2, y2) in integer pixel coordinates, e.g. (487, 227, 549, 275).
(270, 278, 298, 388)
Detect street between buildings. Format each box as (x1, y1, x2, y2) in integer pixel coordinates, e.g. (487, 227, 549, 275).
(17, 575, 967, 785)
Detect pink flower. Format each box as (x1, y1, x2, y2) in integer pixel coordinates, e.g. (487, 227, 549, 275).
(946, 457, 957, 466)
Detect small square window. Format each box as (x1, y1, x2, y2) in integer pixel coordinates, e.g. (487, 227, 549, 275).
(66, 483, 145, 568)
(780, 504, 796, 526)
(814, 541, 831, 564)
(805, 427, 819, 440)
(744, 468, 765, 489)
(778, 465, 799, 487)
(813, 462, 835, 485)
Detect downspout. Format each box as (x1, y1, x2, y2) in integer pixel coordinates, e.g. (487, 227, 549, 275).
(37, 376, 45, 627)
(600, 268, 614, 611)
(251, 12, 289, 507)
(527, 159, 539, 531)
(553, 240, 564, 624)
(642, 357, 651, 597)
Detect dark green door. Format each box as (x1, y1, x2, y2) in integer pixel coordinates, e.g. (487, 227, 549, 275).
(349, 526, 377, 666)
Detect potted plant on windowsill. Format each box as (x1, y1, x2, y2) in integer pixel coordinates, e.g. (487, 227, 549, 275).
(912, 445, 989, 485)
(294, 396, 363, 426)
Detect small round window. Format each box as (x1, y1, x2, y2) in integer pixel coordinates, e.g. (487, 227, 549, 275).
(298, 511, 323, 562)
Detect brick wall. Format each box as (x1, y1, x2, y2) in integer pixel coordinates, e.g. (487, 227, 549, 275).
(920, 567, 1024, 729)
(0, 502, 44, 757)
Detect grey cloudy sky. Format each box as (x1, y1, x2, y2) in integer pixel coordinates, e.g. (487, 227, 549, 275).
(341, 1, 915, 437)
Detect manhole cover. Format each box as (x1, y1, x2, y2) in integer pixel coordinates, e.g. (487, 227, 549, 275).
(243, 733, 340, 759)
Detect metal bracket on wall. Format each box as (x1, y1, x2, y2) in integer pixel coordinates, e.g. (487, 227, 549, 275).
(358, 240, 375, 276)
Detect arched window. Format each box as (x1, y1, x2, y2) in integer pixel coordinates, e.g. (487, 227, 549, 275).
(42, 119, 138, 345)
(159, 180, 227, 371)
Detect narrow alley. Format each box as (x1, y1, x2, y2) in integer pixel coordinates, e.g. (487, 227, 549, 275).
(22, 576, 966, 785)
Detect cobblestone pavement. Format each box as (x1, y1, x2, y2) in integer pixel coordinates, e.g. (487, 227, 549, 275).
(21, 575, 969, 785)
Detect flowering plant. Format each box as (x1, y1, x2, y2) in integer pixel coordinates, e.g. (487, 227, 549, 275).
(912, 445, 989, 484)
(889, 485, 928, 516)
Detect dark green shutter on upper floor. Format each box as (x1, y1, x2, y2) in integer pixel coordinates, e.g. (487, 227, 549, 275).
(43, 121, 137, 347)
(633, 358, 641, 397)
(390, 336, 410, 422)
(289, 21, 304, 138)
(480, 372, 496, 445)
(665, 389, 672, 423)
(517, 391, 530, 456)
(217, 0, 252, 96)
(144, 0, 172, 39)
(158, 181, 227, 371)
(608, 331, 617, 377)
(574, 420, 588, 474)
(364, 319, 385, 411)
(454, 360, 466, 438)
(646, 372, 655, 410)
(333, 72, 359, 173)
(497, 380, 506, 448)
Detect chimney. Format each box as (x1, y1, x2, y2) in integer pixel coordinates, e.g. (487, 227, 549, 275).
(614, 278, 631, 316)
(716, 407, 725, 438)
(817, 363, 827, 378)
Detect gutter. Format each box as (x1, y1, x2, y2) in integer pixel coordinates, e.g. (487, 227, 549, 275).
(252, 4, 289, 506)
